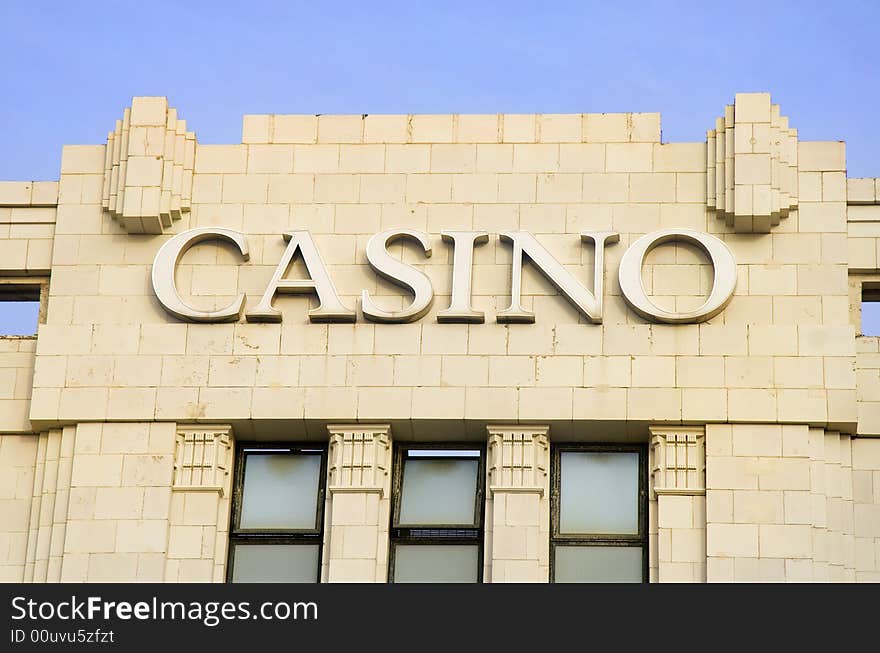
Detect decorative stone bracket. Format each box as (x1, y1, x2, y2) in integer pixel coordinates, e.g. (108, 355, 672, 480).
(650, 426, 705, 496)
(326, 424, 391, 495)
(707, 93, 798, 233)
(102, 97, 196, 234)
(172, 425, 232, 494)
(486, 425, 549, 495)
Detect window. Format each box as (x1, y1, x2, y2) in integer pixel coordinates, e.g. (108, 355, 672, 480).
(0, 280, 45, 335)
(227, 443, 327, 583)
(390, 444, 485, 582)
(551, 445, 647, 583)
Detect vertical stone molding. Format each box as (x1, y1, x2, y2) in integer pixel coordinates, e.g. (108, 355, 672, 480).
(484, 425, 550, 582)
(103, 96, 196, 234)
(808, 427, 829, 580)
(172, 426, 232, 494)
(23, 431, 47, 582)
(167, 425, 234, 582)
(650, 426, 706, 582)
(651, 426, 706, 496)
(706, 93, 798, 232)
(820, 431, 856, 580)
(323, 424, 392, 582)
(327, 425, 391, 493)
(23, 427, 75, 583)
(487, 425, 549, 494)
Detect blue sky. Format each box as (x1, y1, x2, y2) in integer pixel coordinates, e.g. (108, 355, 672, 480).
(1, 1, 878, 179)
(1, 0, 879, 334)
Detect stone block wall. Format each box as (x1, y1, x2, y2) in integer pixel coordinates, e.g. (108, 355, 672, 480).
(704, 423, 880, 581)
(0, 181, 57, 278)
(0, 338, 37, 433)
(13, 98, 856, 432)
(0, 433, 37, 580)
(0, 93, 878, 582)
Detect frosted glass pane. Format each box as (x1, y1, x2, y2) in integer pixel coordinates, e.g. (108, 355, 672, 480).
(398, 458, 479, 525)
(560, 451, 639, 534)
(393, 545, 479, 582)
(231, 544, 319, 583)
(554, 546, 643, 583)
(240, 453, 321, 529)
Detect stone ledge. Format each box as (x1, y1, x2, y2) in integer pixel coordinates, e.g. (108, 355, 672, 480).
(0, 181, 58, 207)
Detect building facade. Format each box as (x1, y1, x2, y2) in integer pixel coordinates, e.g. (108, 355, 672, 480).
(1, 93, 880, 582)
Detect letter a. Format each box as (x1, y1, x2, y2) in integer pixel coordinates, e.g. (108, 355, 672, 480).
(246, 231, 355, 323)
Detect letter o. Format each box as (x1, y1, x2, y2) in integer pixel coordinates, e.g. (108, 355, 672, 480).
(618, 229, 737, 324)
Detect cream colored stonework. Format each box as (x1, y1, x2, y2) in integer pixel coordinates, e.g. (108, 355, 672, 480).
(0, 92, 879, 582)
(322, 424, 391, 582)
(651, 426, 706, 582)
(484, 425, 550, 582)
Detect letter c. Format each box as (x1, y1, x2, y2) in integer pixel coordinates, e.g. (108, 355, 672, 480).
(151, 227, 250, 322)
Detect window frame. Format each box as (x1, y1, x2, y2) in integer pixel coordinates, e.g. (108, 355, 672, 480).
(226, 442, 328, 583)
(388, 442, 486, 583)
(550, 443, 648, 583)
